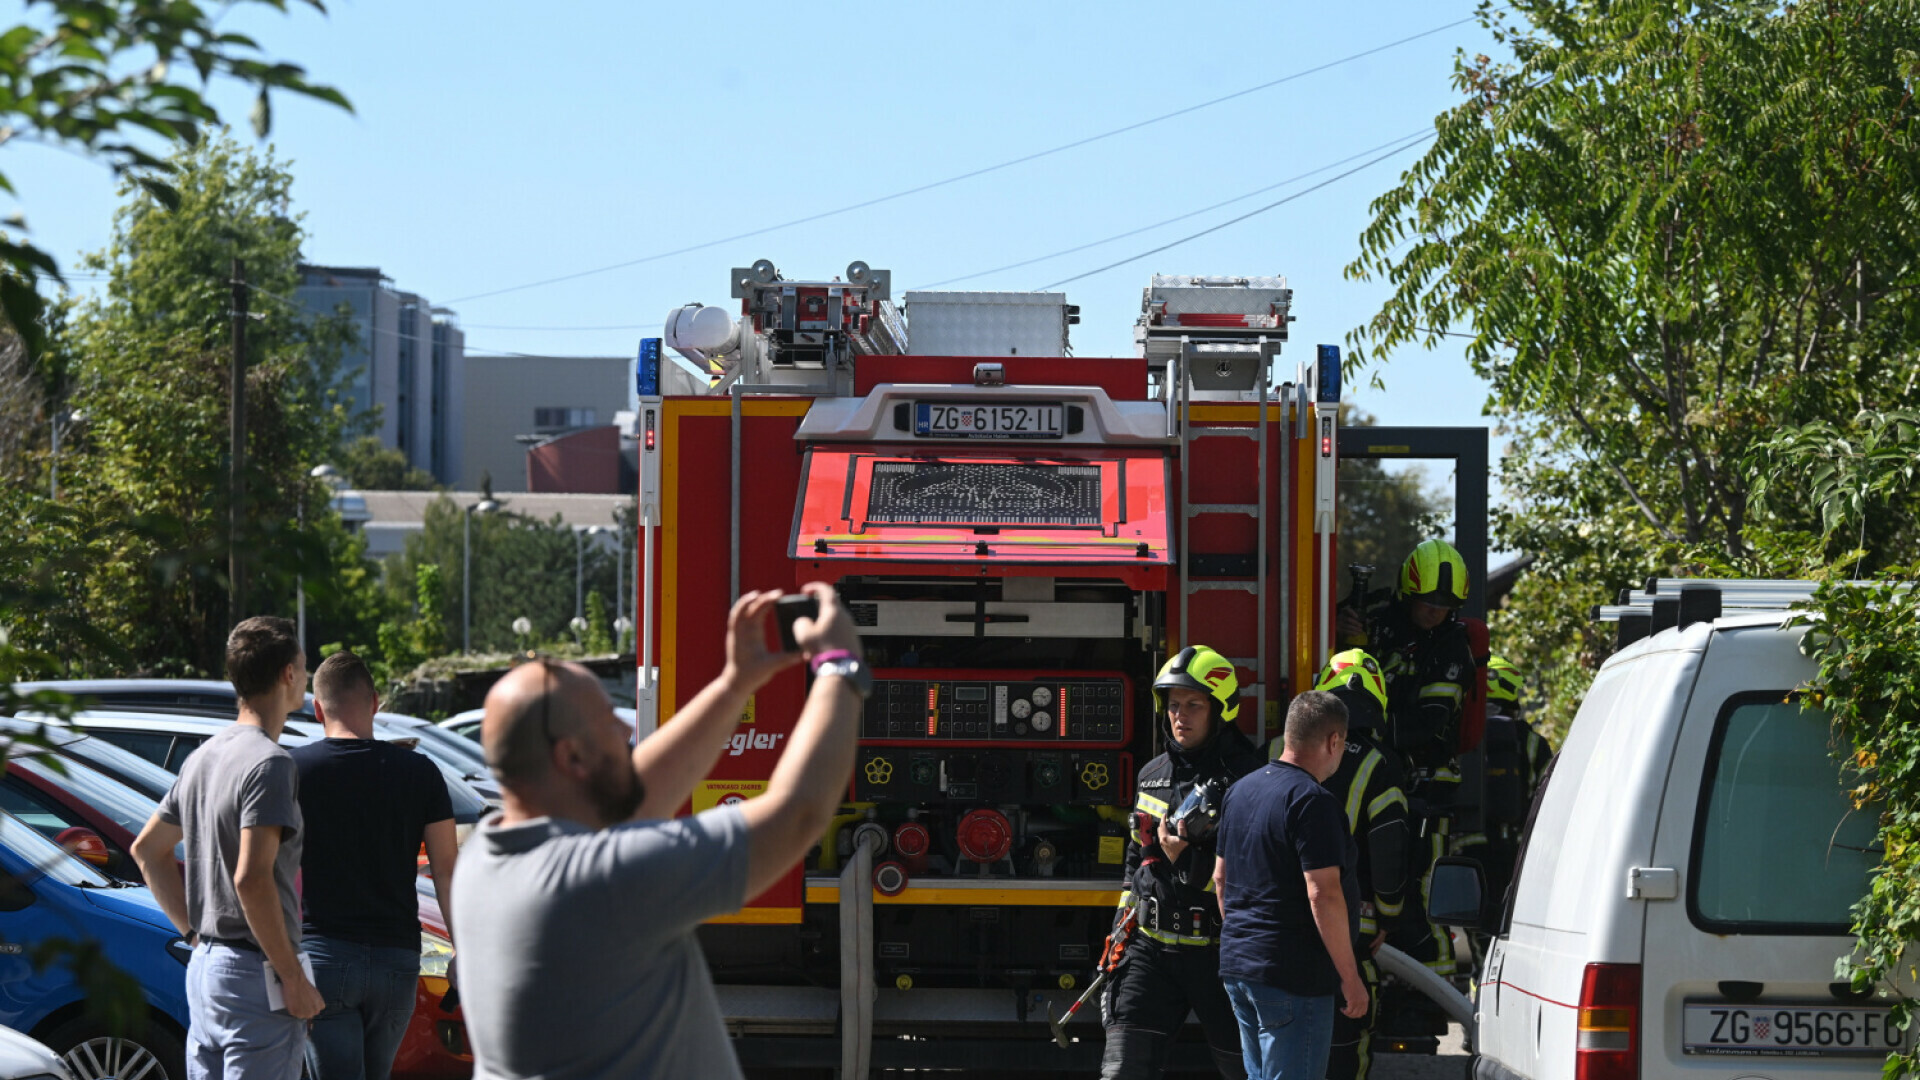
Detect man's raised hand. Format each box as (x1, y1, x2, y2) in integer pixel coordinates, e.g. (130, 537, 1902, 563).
(724, 590, 804, 693)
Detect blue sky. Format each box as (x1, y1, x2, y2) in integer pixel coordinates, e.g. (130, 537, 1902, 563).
(11, 0, 1503, 486)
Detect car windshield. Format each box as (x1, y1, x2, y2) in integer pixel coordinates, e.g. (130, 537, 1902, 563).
(52, 737, 179, 801)
(0, 811, 113, 888)
(410, 724, 487, 771)
(8, 755, 158, 836)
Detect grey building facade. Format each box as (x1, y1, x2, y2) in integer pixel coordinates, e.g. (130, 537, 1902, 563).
(296, 264, 466, 486)
(459, 354, 631, 492)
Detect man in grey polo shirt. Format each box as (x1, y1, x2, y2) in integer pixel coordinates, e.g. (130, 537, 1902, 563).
(453, 583, 867, 1080)
(135, 615, 324, 1080)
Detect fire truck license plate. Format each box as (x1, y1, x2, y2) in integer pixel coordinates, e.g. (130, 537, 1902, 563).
(1682, 1002, 1909, 1056)
(915, 402, 1064, 439)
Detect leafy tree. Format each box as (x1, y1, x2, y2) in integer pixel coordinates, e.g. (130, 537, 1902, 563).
(336, 434, 437, 491)
(387, 497, 622, 656)
(9, 133, 381, 675)
(1346, 0, 1920, 734)
(1337, 407, 1451, 585)
(0, 0, 348, 359)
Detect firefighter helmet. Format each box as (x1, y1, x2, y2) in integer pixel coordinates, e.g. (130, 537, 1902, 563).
(1398, 538, 1469, 608)
(1487, 655, 1523, 704)
(1314, 648, 1388, 730)
(1153, 645, 1240, 725)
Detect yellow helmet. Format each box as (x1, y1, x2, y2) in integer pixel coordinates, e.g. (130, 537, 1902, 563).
(1399, 539, 1469, 608)
(1487, 655, 1523, 704)
(1153, 645, 1240, 725)
(1314, 649, 1387, 729)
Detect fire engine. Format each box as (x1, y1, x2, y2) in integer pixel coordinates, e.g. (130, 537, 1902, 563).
(632, 261, 1488, 1074)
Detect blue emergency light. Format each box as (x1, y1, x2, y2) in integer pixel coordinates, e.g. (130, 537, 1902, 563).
(1316, 344, 1341, 404)
(637, 337, 662, 397)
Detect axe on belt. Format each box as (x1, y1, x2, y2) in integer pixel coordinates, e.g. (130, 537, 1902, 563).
(1047, 906, 1137, 1049)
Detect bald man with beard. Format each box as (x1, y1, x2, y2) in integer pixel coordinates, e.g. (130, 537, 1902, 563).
(449, 584, 867, 1080)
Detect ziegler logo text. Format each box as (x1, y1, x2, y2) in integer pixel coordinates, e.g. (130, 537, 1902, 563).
(728, 731, 788, 756)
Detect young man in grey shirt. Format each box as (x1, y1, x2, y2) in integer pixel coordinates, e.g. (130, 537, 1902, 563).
(453, 583, 867, 1080)
(134, 615, 324, 1080)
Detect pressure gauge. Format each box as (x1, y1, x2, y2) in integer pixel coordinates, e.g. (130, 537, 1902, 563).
(1031, 711, 1053, 732)
(1031, 687, 1053, 708)
(1010, 699, 1032, 720)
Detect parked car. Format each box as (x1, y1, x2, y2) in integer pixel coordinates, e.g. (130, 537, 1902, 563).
(24, 710, 488, 833)
(0, 748, 163, 885)
(12, 680, 501, 806)
(0, 718, 181, 803)
(0, 809, 190, 1080)
(0, 713, 475, 1079)
(440, 705, 634, 744)
(1463, 581, 1916, 1080)
(0, 1027, 73, 1080)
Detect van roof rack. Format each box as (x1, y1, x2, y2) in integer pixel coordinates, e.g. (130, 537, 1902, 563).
(1591, 578, 1904, 650)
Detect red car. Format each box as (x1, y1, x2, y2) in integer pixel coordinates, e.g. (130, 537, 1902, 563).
(0, 747, 472, 1079)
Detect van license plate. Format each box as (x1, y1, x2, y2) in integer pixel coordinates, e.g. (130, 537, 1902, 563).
(915, 402, 1064, 439)
(1683, 1003, 1908, 1056)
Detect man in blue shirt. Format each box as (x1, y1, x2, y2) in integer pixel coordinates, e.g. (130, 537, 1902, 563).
(1213, 691, 1368, 1080)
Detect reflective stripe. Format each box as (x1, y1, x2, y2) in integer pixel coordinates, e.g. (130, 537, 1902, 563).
(1431, 766, 1461, 782)
(1137, 925, 1216, 947)
(1367, 788, 1407, 820)
(1359, 915, 1378, 935)
(1135, 792, 1169, 817)
(1419, 681, 1464, 703)
(1117, 890, 1132, 910)
(1345, 751, 1383, 832)
(1376, 897, 1404, 916)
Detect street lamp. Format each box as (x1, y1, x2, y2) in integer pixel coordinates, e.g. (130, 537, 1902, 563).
(296, 463, 338, 654)
(614, 616, 633, 654)
(463, 497, 501, 653)
(49, 408, 87, 500)
(576, 525, 606, 621)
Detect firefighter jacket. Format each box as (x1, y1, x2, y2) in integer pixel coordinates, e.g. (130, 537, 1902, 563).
(1482, 705, 1555, 836)
(1321, 727, 1411, 939)
(1345, 594, 1476, 775)
(1118, 719, 1263, 946)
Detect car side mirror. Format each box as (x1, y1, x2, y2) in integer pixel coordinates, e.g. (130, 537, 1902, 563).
(1428, 856, 1486, 928)
(54, 826, 112, 869)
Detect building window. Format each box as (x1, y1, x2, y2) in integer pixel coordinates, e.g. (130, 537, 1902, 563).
(534, 407, 596, 429)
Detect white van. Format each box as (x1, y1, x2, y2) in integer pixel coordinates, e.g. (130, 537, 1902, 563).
(1463, 580, 1911, 1080)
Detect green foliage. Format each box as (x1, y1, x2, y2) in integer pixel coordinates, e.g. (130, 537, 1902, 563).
(336, 434, 438, 491)
(1337, 407, 1452, 580)
(386, 497, 623, 656)
(1751, 411, 1920, 563)
(0, 134, 388, 676)
(1348, 0, 1920, 738)
(584, 590, 612, 655)
(0, 0, 349, 360)
(1795, 569, 1920, 1078)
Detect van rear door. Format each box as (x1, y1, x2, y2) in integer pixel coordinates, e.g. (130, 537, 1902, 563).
(1639, 620, 1900, 1077)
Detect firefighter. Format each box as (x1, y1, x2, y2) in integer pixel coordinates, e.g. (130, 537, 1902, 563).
(1296, 649, 1410, 1080)
(1476, 655, 1553, 908)
(1102, 645, 1263, 1080)
(1337, 538, 1476, 987)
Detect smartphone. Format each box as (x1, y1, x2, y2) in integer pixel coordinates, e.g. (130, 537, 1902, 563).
(775, 595, 819, 653)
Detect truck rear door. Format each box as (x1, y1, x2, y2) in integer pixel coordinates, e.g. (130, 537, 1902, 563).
(1639, 620, 1903, 1078)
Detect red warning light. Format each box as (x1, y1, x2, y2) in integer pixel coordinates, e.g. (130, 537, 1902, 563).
(1058, 686, 1069, 737)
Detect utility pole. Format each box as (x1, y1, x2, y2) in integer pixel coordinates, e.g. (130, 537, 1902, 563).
(229, 258, 248, 623)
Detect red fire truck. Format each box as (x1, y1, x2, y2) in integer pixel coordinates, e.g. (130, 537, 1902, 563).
(632, 261, 1487, 1075)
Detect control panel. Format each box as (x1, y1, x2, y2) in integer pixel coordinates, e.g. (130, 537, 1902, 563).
(862, 670, 1131, 747)
(854, 747, 1130, 807)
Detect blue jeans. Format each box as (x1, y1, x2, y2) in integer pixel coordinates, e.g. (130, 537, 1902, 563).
(186, 943, 308, 1080)
(1223, 978, 1335, 1080)
(301, 936, 421, 1080)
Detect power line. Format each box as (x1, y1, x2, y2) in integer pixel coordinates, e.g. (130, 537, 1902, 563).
(1033, 131, 1437, 291)
(911, 126, 1436, 291)
(459, 322, 662, 332)
(440, 16, 1476, 307)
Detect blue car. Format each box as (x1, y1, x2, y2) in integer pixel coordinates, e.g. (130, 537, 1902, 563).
(0, 810, 189, 1080)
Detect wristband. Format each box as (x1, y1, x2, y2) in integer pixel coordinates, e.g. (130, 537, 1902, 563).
(809, 649, 855, 674)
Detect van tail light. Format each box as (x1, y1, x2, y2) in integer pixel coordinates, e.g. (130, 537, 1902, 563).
(1576, 962, 1641, 1080)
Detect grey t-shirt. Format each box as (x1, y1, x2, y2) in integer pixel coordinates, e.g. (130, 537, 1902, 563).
(156, 723, 304, 947)
(451, 806, 750, 1080)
